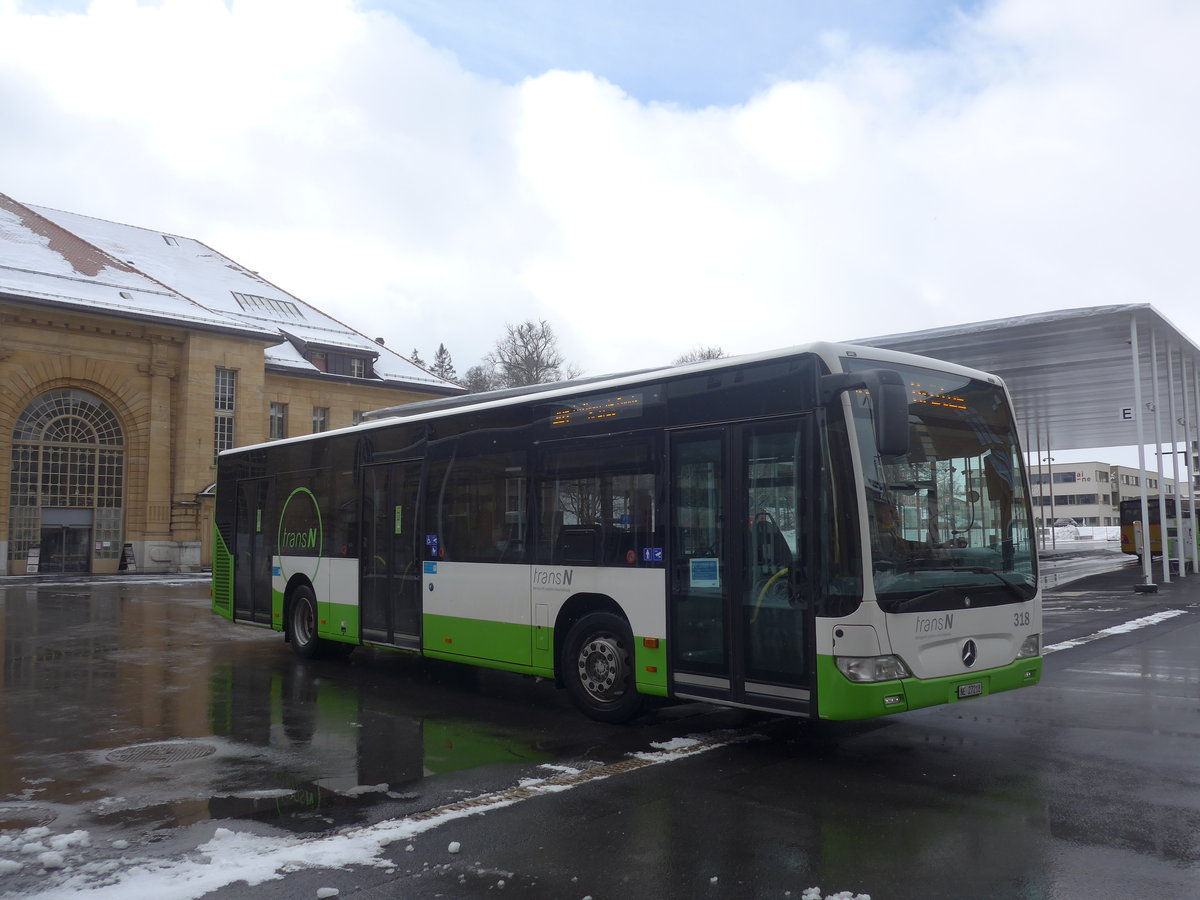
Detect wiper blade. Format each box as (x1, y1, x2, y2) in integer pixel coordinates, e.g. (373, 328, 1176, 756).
(882, 570, 1034, 612)
(964, 566, 1034, 601)
(889, 587, 963, 613)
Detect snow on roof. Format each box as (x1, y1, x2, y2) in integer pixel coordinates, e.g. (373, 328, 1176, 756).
(2, 194, 461, 393)
(0, 195, 271, 338)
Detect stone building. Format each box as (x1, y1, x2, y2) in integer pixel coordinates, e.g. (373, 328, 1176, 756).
(0, 194, 463, 575)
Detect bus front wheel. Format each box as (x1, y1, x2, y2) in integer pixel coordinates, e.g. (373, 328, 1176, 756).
(563, 612, 643, 723)
(289, 586, 322, 659)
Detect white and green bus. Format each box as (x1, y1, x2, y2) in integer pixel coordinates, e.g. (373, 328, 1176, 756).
(212, 342, 1042, 723)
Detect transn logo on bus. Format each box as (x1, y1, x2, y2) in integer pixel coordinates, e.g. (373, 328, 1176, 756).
(281, 527, 318, 550)
(278, 488, 323, 558)
(914, 612, 954, 635)
(532, 568, 574, 589)
(277, 487, 324, 581)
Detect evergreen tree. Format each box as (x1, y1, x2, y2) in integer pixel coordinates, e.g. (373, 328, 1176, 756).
(430, 343, 457, 380)
(410, 348, 426, 368)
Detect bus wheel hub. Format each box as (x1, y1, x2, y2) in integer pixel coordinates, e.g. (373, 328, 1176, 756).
(579, 637, 623, 697)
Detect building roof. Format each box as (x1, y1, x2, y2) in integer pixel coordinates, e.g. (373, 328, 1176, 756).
(853, 304, 1200, 454)
(0, 193, 462, 395)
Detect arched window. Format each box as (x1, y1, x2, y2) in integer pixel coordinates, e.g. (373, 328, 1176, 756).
(9, 389, 125, 567)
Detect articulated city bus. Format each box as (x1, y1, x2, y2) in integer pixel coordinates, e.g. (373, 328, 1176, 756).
(212, 343, 1042, 722)
(1119, 497, 1195, 557)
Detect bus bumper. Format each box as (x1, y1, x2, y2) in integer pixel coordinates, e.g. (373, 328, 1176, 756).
(816, 654, 1044, 720)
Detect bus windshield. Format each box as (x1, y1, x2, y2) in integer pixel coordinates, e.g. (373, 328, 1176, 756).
(845, 358, 1037, 613)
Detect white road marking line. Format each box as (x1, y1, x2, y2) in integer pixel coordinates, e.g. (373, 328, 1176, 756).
(1043, 609, 1188, 653)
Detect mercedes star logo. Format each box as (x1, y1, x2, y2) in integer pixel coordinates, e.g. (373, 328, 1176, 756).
(962, 639, 978, 668)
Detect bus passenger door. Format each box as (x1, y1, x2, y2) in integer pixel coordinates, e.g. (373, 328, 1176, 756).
(669, 420, 811, 713)
(669, 431, 731, 694)
(234, 477, 272, 625)
(361, 461, 422, 648)
(739, 418, 811, 709)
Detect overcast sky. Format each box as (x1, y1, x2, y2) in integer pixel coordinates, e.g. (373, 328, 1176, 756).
(3, 0, 1199, 394)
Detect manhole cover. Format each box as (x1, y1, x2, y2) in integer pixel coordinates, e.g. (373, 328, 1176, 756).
(106, 742, 217, 765)
(0, 806, 56, 830)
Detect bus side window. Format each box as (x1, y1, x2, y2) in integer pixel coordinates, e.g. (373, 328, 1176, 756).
(429, 451, 528, 563)
(538, 443, 658, 567)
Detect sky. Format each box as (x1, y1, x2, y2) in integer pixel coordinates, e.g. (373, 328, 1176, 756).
(2, 0, 1200, 420)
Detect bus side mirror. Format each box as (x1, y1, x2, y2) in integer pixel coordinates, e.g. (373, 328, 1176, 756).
(821, 368, 909, 457)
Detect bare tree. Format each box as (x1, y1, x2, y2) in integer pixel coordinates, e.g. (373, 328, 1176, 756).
(674, 346, 728, 365)
(463, 363, 499, 393)
(485, 319, 581, 388)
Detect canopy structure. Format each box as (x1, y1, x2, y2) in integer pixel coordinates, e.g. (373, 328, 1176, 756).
(852, 304, 1200, 586)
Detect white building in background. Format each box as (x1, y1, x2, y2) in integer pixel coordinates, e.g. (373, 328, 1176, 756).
(1028, 460, 1189, 529)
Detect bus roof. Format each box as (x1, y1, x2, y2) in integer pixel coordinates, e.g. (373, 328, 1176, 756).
(219, 340, 1007, 458)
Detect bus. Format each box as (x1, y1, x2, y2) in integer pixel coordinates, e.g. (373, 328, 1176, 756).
(212, 342, 1042, 723)
(1119, 496, 1195, 556)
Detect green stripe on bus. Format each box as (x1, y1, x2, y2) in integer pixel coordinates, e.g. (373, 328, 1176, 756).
(816, 654, 1044, 720)
(422, 613, 669, 696)
(634, 641, 668, 696)
(211, 525, 234, 620)
(423, 613, 533, 667)
(318, 601, 360, 643)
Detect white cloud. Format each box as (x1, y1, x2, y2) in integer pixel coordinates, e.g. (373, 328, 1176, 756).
(3, 0, 1200, 375)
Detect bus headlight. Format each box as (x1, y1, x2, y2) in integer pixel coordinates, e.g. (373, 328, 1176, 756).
(1016, 634, 1041, 659)
(835, 655, 911, 683)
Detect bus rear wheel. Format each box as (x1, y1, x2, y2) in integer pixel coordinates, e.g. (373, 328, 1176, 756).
(289, 586, 322, 659)
(563, 612, 643, 723)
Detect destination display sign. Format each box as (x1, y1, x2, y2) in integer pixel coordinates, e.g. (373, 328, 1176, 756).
(549, 392, 644, 428)
(909, 381, 969, 412)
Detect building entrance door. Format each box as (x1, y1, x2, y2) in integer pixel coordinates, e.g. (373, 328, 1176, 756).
(39, 509, 94, 573)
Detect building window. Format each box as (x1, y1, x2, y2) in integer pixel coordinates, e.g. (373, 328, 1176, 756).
(215, 368, 236, 411)
(351, 410, 365, 426)
(312, 406, 329, 433)
(232, 292, 304, 320)
(269, 403, 288, 440)
(351, 357, 366, 378)
(215, 368, 236, 456)
(214, 415, 235, 456)
(9, 390, 126, 568)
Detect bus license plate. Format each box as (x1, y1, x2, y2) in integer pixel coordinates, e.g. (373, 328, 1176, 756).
(957, 682, 983, 699)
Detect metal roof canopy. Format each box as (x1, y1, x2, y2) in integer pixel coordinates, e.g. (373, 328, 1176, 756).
(855, 304, 1200, 452)
(853, 304, 1200, 586)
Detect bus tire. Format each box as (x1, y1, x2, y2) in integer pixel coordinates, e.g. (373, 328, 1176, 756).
(563, 611, 643, 723)
(289, 585, 323, 659)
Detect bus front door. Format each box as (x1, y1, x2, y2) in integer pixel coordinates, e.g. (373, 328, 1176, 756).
(362, 461, 422, 648)
(669, 419, 811, 714)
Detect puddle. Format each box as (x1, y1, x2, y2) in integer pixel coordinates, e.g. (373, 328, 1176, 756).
(0, 583, 555, 841)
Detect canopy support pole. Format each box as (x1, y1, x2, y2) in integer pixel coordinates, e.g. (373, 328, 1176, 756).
(1151, 330, 1170, 583)
(1131, 315, 1156, 591)
(1167, 342, 1185, 576)
(1189, 358, 1200, 574)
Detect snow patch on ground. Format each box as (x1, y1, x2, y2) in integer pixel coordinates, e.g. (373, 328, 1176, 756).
(3, 730, 771, 899)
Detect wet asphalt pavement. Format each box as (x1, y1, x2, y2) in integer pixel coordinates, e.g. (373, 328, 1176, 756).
(1, 557, 1198, 899)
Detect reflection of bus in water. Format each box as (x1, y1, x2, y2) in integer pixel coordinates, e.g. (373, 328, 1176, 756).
(1119, 497, 1196, 556)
